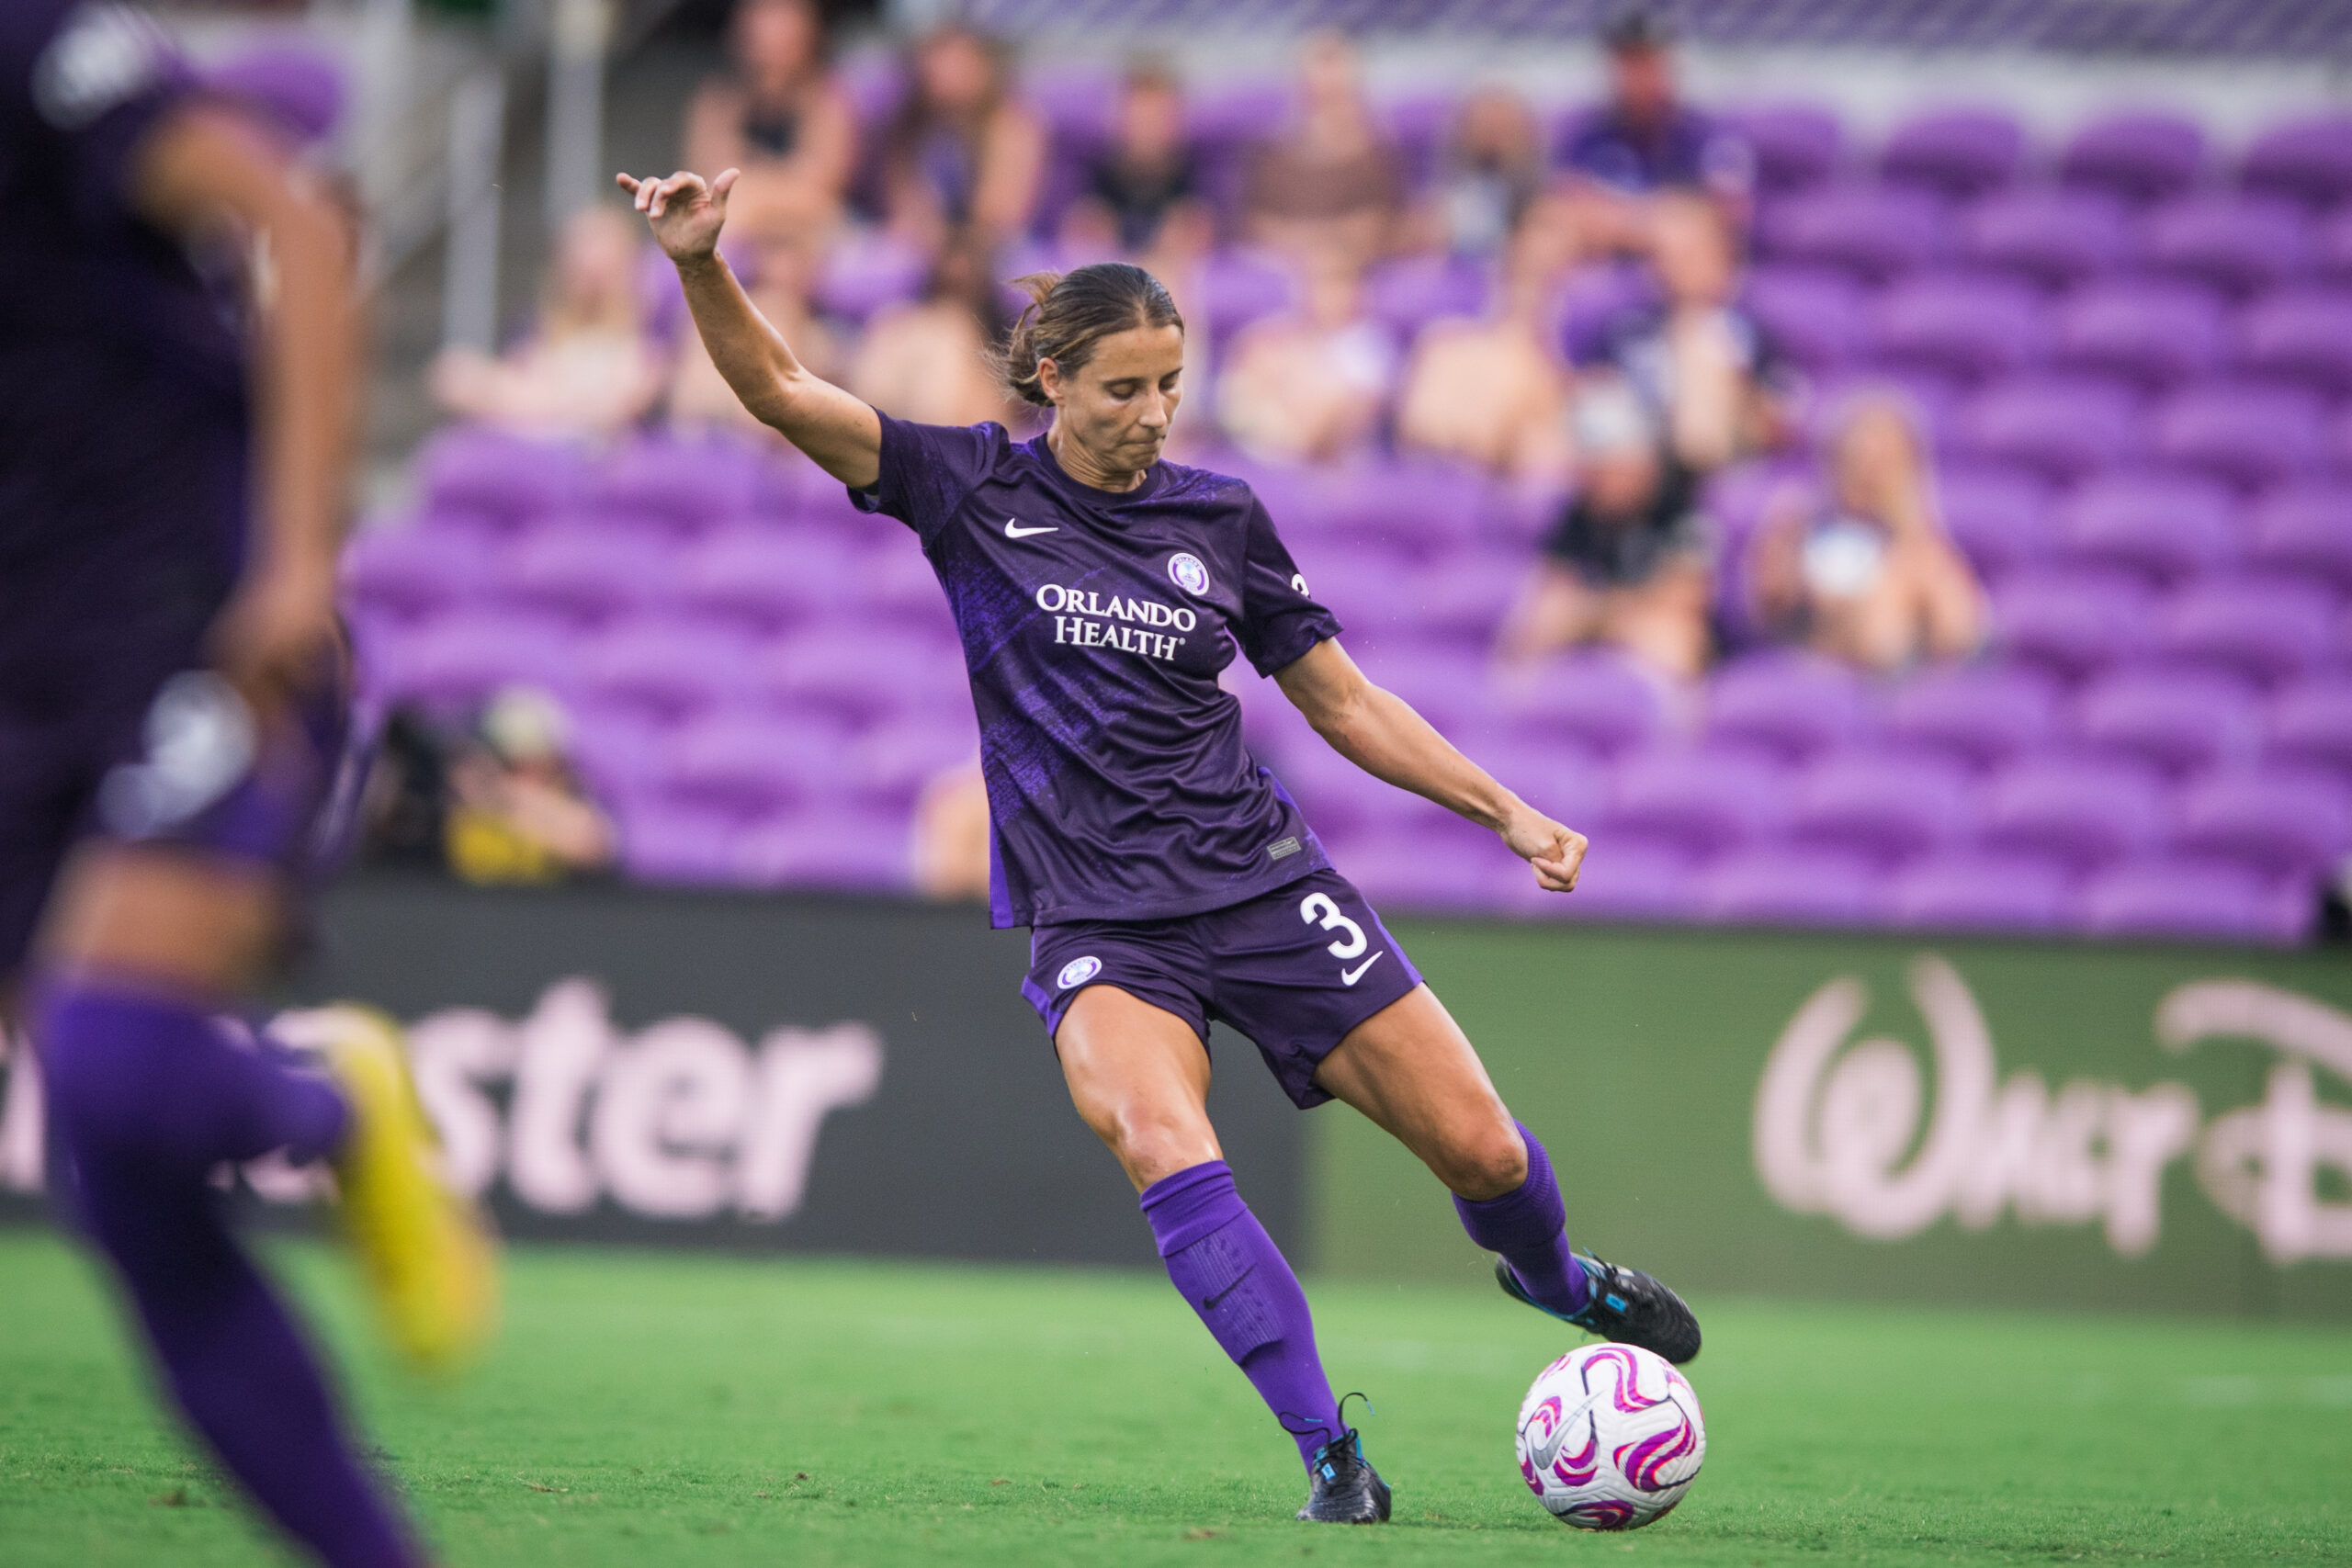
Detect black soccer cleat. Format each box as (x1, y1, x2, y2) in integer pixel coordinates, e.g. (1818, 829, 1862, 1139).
(1295, 1402, 1392, 1524)
(1495, 1253, 1702, 1365)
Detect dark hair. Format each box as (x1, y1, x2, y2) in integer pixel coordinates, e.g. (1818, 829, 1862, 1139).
(1603, 5, 1674, 51)
(996, 263, 1184, 408)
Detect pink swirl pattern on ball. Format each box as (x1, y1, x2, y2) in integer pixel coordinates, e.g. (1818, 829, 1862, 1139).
(1563, 1497, 1642, 1530)
(1615, 1407, 1700, 1492)
(1550, 1423, 1600, 1487)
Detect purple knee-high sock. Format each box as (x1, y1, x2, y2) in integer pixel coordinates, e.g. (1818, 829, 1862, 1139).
(1142, 1160, 1342, 1470)
(40, 983, 420, 1568)
(1453, 1122, 1590, 1316)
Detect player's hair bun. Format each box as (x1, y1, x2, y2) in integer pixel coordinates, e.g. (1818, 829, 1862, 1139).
(996, 263, 1185, 408)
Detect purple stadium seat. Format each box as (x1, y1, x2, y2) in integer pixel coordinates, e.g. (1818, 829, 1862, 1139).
(1992, 567, 2158, 676)
(736, 807, 910, 893)
(1745, 265, 1871, 368)
(1954, 374, 2140, 481)
(759, 627, 959, 726)
(1704, 655, 1874, 760)
(854, 542, 954, 634)
(1603, 746, 1792, 856)
(2250, 484, 2352, 591)
(1936, 461, 2055, 581)
(2318, 209, 2352, 284)
(340, 523, 492, 621)
(655, 709, 849, 819)
(580, 620, 758, 721)
(563, 704, 670, 805)
(1356, 642, 1494, 739)
(2072, 664, 2262, 773)
(496, 527, 677, 626)
(2060, 113, 2205, 205)
(1698, 846, 1883, 927)
(2235, 288, 2352, 394)
(2054, 278, 2228, 389)
(814, 230, 926, 321)
(1341, 821, 1528, 913)
(378, 612, 580, 709)
(2151, 382, 2328, 490)
(2171, 766, 2352, 878)
(2157, 575, 2339, 682)
(1726, 103, 1843, 193)
(617, 802, 745, 886)
(419, 426, 586, 528)
(2142, 195, 2313, 297)
(1758, 183, 1949, 282)
(1882, 109, 2025, 198)
(1885, 663, 2064, 767)
(1197, 247, 1297, 336)
(1365, 255, 1488, 339)
(1496, 832, 1692, 921)
(1888, 850, 2075, 932)
(1961, 187, 2134, 288)
(2077, 857, 2305, 944)
(2055, 471, 2239, 582)
(1787, 749, 1979, 865)
(669, 525, 850, 634)
(2267, 678, 2352, 776)
(1285, 459, 1487, 558)
(1490, 653, 1664, 757)
(592, 436, 759, 531)
(1980, 752, 2171, 870)
(2241, 116, 2352, 209)
(1871, 272, 2045, 382)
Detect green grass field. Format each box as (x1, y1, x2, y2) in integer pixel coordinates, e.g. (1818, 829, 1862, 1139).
(3, 1229, 2348, 1567)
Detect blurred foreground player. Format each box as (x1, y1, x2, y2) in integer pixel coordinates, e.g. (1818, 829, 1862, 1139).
(2, 6, 493, 1565)
(623, 163, 1701, 1524)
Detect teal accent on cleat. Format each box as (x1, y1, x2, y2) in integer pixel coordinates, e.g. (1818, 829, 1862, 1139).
(1295, 1394, 1392, 1524)
(1493, 1253, 1702, 1365)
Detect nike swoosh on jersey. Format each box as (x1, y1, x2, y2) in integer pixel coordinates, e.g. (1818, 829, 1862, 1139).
(1003, 518, 1058, 538)
(1340, 953, 1385, 987)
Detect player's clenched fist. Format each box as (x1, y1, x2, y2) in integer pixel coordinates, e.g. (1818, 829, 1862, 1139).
(1502, 808, 1588, 893)
(615, 167, 739, 263)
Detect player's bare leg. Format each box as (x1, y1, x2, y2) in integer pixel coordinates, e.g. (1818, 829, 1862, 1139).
(1056, 985, 1388, 1522)
(1315, 986, 1702, 1364)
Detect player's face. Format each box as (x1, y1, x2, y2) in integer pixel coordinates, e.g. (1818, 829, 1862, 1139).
(1051, 322, 1187, 470)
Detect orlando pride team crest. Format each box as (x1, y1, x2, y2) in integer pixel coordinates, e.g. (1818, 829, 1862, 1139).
(1167, 552, 1211, 595)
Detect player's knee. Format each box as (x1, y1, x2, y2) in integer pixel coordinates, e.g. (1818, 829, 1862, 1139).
(1441, 1115, 1529, 1201)
(1103, 1109, 1218, 1190)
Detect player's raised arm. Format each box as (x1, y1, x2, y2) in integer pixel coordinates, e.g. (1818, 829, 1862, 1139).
(1274, 639, 1588, 893)
(617, 167, 881, 488)
(132, 103, 360, 712)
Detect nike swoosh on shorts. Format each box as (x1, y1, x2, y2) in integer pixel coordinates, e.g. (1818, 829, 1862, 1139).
(1340, 953, 1385, 987)
(1004, 518, 1058, 537)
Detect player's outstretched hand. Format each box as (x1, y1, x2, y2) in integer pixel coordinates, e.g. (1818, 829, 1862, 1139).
(616, 167, 738, 263)
(1501, 807, 1588, 893)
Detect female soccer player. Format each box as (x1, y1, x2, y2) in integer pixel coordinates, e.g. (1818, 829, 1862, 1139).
(623, 163, 1702, 1524)
(5, 7, 492, 1565)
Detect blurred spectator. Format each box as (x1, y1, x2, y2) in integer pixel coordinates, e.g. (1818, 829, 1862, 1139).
(1580, 190, 1791, 473)
(1499, 378, 1713, 681)
(1749, 396, 1986, 672)
(357, 706, 450, 868)
(667, 182, 841, 436)
(1556, 9, 1751, 250)
(848, 230, 1027, 430)
(1059, 61, 1212, 262)
(1216, 245, 1396, 465)
(1243, 30, 1404, 265)
(443, 688, 617, 886)
(682, 0, 855, 207)
(1422, 85, 1545, 260)
(430, 205, 662, 440)
(910, 754, 990, 901)
(1395, 198, 1579, 483)
(880, 23, 1046, 254)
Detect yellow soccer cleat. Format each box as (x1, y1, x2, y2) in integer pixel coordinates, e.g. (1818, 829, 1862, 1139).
(311, 1005, 499, 1371)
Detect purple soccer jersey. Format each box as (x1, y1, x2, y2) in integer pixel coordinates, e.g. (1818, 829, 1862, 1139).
(854, 415, 1343, 928)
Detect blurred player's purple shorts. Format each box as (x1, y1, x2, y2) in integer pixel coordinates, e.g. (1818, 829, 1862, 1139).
(0, 650, 360, 978)
(1023, 867, 1424, 1109)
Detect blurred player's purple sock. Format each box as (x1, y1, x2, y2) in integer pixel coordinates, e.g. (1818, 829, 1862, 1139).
(40, 983, 421, 1568)
(1453, 1122, 1591, 1316)
(1142, 1160, 1342, 1469)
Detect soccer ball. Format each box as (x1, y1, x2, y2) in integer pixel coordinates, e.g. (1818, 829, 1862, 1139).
(1514, 1342, 1705, 1529)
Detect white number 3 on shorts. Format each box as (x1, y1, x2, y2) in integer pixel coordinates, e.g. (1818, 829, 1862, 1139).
(1298, 892, 1369, 960)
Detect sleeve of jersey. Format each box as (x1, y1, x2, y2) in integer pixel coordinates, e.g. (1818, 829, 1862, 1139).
(847, 413, 1006, 547)
(1235, 498, 1342, 678)
(18, 2, 199, 233)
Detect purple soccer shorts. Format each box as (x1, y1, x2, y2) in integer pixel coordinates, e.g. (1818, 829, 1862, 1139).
(1022, 866, 1424, 1108)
